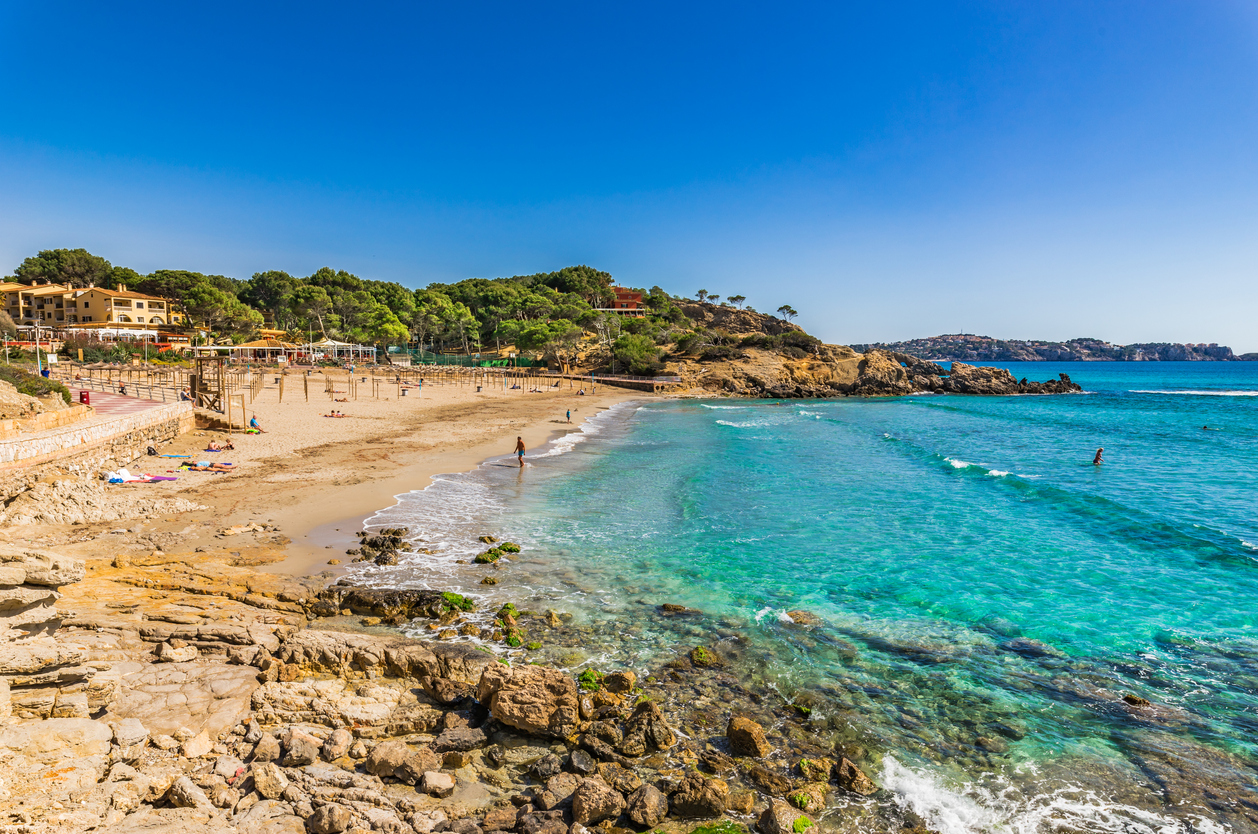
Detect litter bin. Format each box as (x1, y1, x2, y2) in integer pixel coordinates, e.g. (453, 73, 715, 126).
(79, 390, 90, 406)
(476, 385, 483, 393)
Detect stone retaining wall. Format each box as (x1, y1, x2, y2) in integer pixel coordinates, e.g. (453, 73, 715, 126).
(0, 403, 94, 440)
(0, 403, 193, 503)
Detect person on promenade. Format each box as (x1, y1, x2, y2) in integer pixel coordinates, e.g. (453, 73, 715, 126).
(1093, 448, 1104, 465)
(119, 383, 127, 395)
(515, 436, 526, 467)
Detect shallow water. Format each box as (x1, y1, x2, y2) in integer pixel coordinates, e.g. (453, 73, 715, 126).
(357, 362, 1258, 833)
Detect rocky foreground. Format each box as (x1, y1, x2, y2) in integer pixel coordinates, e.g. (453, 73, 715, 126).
(0, 544, 922, 834)
(673, 348, 1082, 399)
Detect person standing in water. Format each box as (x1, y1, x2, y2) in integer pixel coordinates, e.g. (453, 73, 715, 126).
(1093, 448, 1104, 465)
(515, 436, 526, 467)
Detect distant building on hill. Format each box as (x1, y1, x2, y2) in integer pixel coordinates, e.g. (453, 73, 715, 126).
(596, 286, 646, 317)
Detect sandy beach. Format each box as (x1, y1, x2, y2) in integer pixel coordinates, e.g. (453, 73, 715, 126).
(97, 373, 646, 576)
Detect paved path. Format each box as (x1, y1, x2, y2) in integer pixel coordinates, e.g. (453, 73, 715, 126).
(69, 388, 171, 418)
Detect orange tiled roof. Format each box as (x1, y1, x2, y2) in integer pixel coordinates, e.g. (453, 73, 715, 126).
(84, 287, 168, 301)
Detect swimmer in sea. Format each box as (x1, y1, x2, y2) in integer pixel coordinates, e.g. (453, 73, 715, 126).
(1093, 448, 1104, 465)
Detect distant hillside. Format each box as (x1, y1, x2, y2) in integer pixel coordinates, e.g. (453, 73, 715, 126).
(849, 335, 1250, 362)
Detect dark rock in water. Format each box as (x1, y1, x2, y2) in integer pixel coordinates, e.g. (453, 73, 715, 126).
(743, 764, 792, 796)
(795, 757, 836, 783)
(568, 748, 597, 775)
(727, 715, 772, 758)
(689, 646, 721, 667)
(374, 551, 399, 566)
(784, 610, 823, 626)
(834, 758, 878, 796)
(627, 784, 669, 828)
(659, 603, 703, 616)
(669, 773, 728, 818)
(699, 749, 736, 774)
(623, 699, 678, 752)
(318, 586, 446, 621)
(759, 799, 812, 834)
(999, 637, 1063, 658)
(1122, 693, 1152, 707)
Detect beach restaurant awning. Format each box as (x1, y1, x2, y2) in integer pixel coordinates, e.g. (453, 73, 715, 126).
(301, 339, 377, 359)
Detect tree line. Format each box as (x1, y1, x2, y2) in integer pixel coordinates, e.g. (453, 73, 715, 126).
(7, 248, 801, 373)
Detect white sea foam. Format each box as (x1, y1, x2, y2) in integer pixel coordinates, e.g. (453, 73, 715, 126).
(715, 419, 781, 428)
(881, 757, 1232, 834)
(1242, 540, 1258, 551)
(753, 606, 774, 622)
(700, 404, 750, 409)
(1130, 389, 1258, 397)
(945, 458, 973, 469)
(986, 469, 1011, 477)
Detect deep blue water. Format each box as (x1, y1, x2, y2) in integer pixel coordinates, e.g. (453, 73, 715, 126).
(364, 363, 1258, 833)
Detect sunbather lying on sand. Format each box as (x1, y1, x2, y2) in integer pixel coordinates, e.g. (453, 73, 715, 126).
(183, 461, 235, 472)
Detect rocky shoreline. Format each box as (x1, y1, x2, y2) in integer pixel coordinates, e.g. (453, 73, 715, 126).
(0, 539, 940, 834)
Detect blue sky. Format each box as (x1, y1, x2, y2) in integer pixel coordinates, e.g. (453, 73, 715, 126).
(2, 1, 1256, 351)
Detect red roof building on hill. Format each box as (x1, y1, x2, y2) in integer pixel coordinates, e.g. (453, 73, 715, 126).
(597, 286, 646, 317)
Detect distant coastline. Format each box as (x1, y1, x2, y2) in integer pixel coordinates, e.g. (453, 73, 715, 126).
(851, 334, 1258, 362)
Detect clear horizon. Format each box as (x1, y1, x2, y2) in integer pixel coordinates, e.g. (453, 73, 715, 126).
(2, 2, 1256, 352)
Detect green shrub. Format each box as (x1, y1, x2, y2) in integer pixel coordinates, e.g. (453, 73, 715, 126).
(0, 366, 71, 405)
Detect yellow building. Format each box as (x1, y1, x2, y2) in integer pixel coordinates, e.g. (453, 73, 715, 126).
(70, 285, 179, 329)
(0, 281, 184, 336)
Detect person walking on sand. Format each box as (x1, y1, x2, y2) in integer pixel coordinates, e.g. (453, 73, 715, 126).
(566, 409, 571, 423)
(515, 436, 526, 467)
(1093, 448, 1104, 465)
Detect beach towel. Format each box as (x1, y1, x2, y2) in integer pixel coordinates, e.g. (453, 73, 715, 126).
(160, 454, 191, 458)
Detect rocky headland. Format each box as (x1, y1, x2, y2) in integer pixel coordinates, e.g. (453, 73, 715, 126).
(671, 347, 1081, 399)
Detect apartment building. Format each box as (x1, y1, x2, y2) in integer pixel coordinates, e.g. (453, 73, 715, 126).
(0, 281, 184, 336)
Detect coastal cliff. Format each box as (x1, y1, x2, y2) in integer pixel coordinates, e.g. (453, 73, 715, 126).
(668, 347, 1081, 398)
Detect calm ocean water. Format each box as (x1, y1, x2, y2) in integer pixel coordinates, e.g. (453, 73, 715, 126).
(361, 362, 1258, 833)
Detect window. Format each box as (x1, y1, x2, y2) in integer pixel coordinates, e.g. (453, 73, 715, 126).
(137, 317, 146, 323)
(135, 302, 144, 309)
(118, 315, 132, 323)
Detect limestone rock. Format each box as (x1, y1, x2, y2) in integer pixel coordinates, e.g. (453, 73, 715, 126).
(0, 547, 86, 587)
(105, 661, 258, 737)
(571, 777, 626, 825)
(795, 756, 835, 783)
(603, 671, 636, 693)
(627, 784, 669, 828)
(253, 734, 282, 762)
(281, 727, 321, 766)
(394, 747, 441, 785)
(420, 770, 456, 798)
(308, 803, 353, 834)
(322, 727, 354, 760)
(252, 761, 289, 799)
(365, 739, 412, 776)
(476, 663, 580, 738)
(168, 775, 214, 809)
(727, 715, 772, 757)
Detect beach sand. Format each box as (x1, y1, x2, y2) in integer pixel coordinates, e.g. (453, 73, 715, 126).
(22, 372, 644, 576)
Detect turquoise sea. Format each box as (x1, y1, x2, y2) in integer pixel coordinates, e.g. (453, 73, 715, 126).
(361, 362, 1258, 833)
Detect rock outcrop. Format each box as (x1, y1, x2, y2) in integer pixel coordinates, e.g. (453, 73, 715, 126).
(679, 346, 1083, 398)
